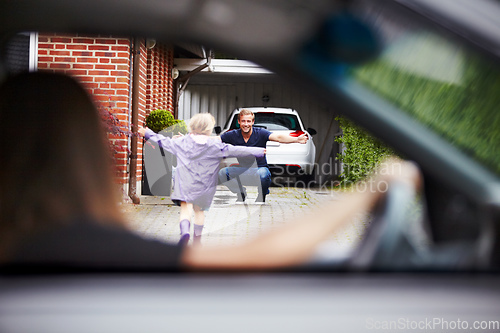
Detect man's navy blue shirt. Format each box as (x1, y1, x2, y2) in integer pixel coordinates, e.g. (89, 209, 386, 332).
(221, 127, 271, 168)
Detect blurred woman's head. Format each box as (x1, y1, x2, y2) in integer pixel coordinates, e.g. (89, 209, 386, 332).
(0, 72, 123, 257)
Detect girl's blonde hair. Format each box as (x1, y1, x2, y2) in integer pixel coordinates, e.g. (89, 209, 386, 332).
(188, 113, 216, 135)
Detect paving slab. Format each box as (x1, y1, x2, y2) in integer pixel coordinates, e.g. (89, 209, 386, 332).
(123, 186, 370, 262)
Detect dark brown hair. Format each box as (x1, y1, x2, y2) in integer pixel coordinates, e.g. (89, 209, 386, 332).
(0, 72, 124, 259)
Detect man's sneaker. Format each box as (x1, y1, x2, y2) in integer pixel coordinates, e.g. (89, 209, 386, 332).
(236, 192, 246, 204)
(254, 194, 266, 205)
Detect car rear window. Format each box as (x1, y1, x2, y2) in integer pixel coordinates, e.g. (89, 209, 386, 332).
(230, 113, 301, 131)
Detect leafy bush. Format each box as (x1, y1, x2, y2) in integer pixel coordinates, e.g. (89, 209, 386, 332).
(335, 116, 393, 184)
(145, 109, 187, 134)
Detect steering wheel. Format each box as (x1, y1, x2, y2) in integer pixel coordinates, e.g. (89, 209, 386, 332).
(347, 180, 432, 271)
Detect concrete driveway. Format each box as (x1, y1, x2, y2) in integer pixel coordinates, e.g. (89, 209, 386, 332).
(123, 185, 370, 262)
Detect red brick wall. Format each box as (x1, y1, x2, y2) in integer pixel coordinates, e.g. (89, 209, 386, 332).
(146, 43, 175, 115)
(36, 34, 175, 188)
(38, 33, 134, 185)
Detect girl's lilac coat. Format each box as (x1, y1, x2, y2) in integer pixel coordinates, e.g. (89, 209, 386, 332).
(144, 129, 265, 209)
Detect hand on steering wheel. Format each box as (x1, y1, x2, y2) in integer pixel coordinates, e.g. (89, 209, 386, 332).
(348, 158, 428, 271)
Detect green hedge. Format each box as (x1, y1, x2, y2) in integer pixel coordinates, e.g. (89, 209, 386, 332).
(352, 53, 500, 175)
(335, 38, 500, 184)
(335, 116, 393, 184)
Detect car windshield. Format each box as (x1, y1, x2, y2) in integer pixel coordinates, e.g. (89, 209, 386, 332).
(1, 0, 500, 276)
(349, 3, 500, 176)
(230, 113, 301, 131)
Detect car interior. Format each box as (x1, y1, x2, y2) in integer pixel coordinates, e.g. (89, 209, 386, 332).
(1, 0, 500, 332)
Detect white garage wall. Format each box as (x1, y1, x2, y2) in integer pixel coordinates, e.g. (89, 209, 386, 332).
(178, 75, 341, 182)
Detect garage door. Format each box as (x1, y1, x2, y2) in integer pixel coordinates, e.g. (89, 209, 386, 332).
(178, 77, 341, 182)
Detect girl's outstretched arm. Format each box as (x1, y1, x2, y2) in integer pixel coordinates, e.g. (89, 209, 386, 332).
(223, 144, 265, 158)
(138, 126, 176, 153)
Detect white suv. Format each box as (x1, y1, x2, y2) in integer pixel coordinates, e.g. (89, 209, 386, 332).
(216, 107, 317, 179)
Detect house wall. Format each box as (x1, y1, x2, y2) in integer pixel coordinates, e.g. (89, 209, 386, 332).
(37, 34, 175, 190)
(146, 43, 175, 113)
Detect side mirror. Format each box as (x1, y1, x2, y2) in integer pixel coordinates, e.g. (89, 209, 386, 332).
(214, 126, 222, 135)
(307, 127, 317, 136)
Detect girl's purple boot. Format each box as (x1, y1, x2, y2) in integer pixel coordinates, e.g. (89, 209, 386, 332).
(193, 224, 204, 245)
(179, 219, 190, 245)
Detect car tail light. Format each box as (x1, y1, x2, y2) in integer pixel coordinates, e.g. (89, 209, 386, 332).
(289, 130, 306, 137)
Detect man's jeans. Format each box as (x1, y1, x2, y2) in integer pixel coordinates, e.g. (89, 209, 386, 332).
(218, 166, 271, 197)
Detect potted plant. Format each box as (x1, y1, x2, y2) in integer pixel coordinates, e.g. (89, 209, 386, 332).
(145, 109, 187, 134)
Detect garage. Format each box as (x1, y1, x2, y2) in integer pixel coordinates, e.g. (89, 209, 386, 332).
(175, 58, 342, 184)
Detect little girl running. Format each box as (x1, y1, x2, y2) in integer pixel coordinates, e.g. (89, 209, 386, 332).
(138, 113, 265, 245)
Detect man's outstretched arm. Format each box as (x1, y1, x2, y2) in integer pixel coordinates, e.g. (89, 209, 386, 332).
(268, 132, 308, 144)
